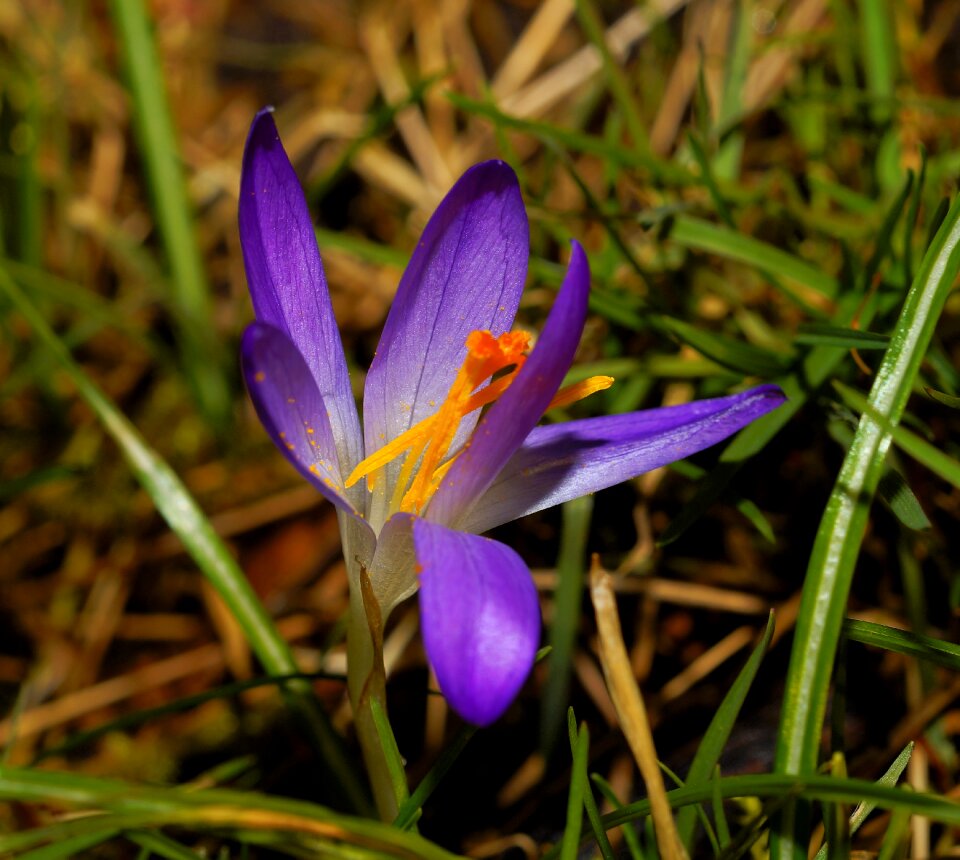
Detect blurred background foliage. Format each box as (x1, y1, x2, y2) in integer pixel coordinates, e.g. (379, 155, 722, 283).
(0, 0, 959, 857)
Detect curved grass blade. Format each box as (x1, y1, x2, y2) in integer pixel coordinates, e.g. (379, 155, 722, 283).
(0, 765, 457, 860)
(660, 316, 794, 378)
(0, 266, 370, 815)
(771, 193, 960, 859)
(676, 613, 776, 848)
(107, 0, 229, 426)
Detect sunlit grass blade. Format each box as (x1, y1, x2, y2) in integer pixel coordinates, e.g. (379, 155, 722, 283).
(541, 495, 593, 756)
(771, 193, 960, 859)
(107, 0, 229, 426)
(843, 619, 960, 671)
(676, 613, 775, 849)
(0, 265, 371, 815)
(0, 765, 457, 859)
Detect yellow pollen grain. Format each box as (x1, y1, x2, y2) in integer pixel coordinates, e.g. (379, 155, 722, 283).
(254, 371, 266, 383)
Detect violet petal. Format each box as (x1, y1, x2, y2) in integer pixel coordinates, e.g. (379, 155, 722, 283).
(428, 241, 590, 528)
(241, 322, 360, 517)
(414, 518, 540, 726)
(362, 162, 528, 473)
(460, 385, 787, 534)
(239, 108, 362, 475)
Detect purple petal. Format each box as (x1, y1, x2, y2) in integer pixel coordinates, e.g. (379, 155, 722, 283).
(362, 161, 528, 465)
(428, 242, 590, 529)
(460, 385, 787, 534)
(239, 109, 362, 474)
(241, 322, 361, 517)
(414, 519, 540, 726)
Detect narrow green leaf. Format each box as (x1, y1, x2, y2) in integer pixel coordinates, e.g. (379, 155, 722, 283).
(0, 766, 457, 860)
(834, 381, 960, 493)
(660, 316, 793, 378)
(574, 0, 648, 152)
(591, 774, 648, 860)
(16, 831, 121, 860)
(107, 0, 229, 425)
(393, 723, 476, 831)
(924, 387, 960, 408)
(793, 324, 890, 349)
(542, 496, 593, 756)
(0, 266, 370, 815)
(771, 193, 960, 859)
(876, 470, 931, 531)
(844, 619, 960, 671)
(560, 709, 588, 860)
(566, 715, 616, 860)
(676, 613, 775, 848)
(127, 830, 204, 860)
(876, 804, 912, 860)
(668, 215, 839, 303)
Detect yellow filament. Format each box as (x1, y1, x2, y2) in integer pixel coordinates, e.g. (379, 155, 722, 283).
(547, 375, 614, 410)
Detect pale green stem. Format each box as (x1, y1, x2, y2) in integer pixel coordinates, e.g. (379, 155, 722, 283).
(346, 570, 403, 822)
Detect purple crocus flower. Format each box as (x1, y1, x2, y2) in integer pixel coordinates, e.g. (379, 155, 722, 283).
(239, 108, 785, 727)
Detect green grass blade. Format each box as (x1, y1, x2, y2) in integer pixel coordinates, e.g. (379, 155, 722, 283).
(107, 0, 229, 426)
(591, 774, 648, 860)
(0, 265, 371, 815)
(833, 380, 960, 490)
(771, 193, 960, 859)
(659, 316, 793, 378)
(676, 613, 775, 848)
(574, 0, 648, 152)
(560, 709, 588, 860)
(127, 830, 204, 860)
(0, 766, 457, 860)
(793, 325, 890, 349)
(668, 215, 839, 303)
(567, 713, 616, 860)
(843, 619, 960, 671)
(600, 773, 960, 830)
(393, 724, 477, 831)
(541, 495, 593, 756)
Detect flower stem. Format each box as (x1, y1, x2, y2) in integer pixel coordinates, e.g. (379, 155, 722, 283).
(347, 568, 409, 822)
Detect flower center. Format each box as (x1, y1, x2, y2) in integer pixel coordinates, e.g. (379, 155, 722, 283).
(345, 329, 612, 517)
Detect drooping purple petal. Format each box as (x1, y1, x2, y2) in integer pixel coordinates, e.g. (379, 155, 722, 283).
(414, 519, 540, 726)
(239, 109, 362, 475)
(362, 161, 528, 467)
(241, 322, 361, 517)
(459, 384, 787, 534)
(428, 241, 590, 529)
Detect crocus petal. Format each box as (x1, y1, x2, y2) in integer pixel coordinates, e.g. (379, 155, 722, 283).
(429, 241, 590, 529)
(459, 384, 787, 534)
(414, 519, 540, 726)
(367, 513, 418, 618)
(241, 322, 361, 517)
(239, 108, 362, 475)
(362, 161, 528, 464)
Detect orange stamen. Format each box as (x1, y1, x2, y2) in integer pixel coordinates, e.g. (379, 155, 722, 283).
(344, 330, 613, 517)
